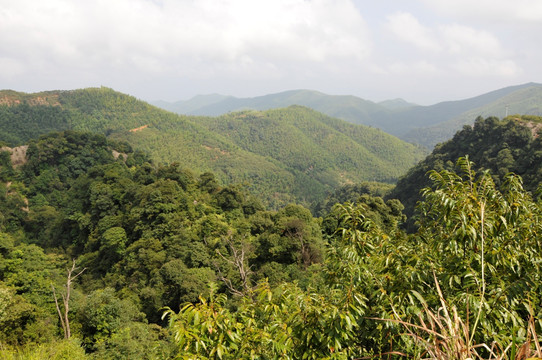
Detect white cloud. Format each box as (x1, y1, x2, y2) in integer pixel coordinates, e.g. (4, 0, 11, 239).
(388, 60, 439, 75)
(440, 24, 503, 57)
(420, 0, 542, 22)
(386, 12, 441, 51)
(0, 57, 25, 79)
(386, 12, 505, 58)
(452, 58, 522, 77)
(383, 11, 521, 80)
(0, 0, 371, 78)
(0, 0, 538, 104)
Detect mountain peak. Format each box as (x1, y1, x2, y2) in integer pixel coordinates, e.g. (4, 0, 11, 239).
(378, 98, 417, 110)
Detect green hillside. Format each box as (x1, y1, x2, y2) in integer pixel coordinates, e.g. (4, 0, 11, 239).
(390, 114, 542, 225)
(0, 87, 180, 143)
(0, 87, 426, 208)
(195, 106, 426, 205)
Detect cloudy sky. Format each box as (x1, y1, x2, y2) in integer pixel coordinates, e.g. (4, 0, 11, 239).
(1, 0, 540, 104)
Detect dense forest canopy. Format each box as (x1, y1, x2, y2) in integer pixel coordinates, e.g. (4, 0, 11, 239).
(0, 114, 541, 358)
(0, 131, 336, 357)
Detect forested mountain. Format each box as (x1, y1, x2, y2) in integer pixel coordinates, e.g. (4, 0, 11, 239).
(390, 114, 542, 225)
(1, 129, 541, 359)
(0, 87, 426, 208)
(402, 85, 542, 148)
(155, 83, 542, 149)
(190, 107, 425, 207)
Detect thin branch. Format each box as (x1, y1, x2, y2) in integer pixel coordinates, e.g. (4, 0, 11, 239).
(469, 201, 486, 346)
(52, 285, 67, 338)
(215, 234, 253, 296)
(52, 259, 86, 339)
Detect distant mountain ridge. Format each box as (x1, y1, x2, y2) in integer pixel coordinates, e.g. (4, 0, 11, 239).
(401, 85, 542, 147)
(377, 98, 417, 110)
(154, 82, 542, 149)
(152, 89, 391, 123)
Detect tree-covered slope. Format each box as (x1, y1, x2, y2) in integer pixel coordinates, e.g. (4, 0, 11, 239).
(0, 87, 427, 208)
(195, 106, 426, 203)
(0, 87, 187, 144)
(390, 115, 542, 222)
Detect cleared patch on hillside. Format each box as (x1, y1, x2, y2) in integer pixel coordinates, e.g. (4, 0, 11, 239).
(202, 145, 230, 155)
(0, 94, 61, 107)
(522, 121, 542, 138)
(112, 150, 128, 161)
(0, 145, 28, 166)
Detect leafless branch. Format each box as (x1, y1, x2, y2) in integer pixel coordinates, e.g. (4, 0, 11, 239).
(215, 234, 253, 297)
(52, 259, 86, 339)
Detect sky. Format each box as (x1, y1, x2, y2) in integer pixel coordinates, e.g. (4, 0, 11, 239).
(1, 0, 541, 105)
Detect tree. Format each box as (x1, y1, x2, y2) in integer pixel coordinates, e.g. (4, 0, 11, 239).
(215, 233, 254, 297)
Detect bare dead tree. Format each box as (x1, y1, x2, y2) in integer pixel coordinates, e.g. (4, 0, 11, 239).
(215, 233, 253, 297)
(52, 259, 86, 339)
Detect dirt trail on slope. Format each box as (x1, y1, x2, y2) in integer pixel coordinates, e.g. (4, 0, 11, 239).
(129, 124, 149, 132)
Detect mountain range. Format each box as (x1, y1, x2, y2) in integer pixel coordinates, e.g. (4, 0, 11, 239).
(0, 87, 426, 208)
(4, 83, 540, 208)
(153, 82, 542, 148)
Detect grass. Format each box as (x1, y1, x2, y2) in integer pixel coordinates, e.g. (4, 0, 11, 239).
(0, 339, 86, 360)
(368, 272, 542, 360)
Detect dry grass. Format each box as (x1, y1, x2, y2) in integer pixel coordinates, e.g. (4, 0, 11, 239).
(368, 272, 541, 360)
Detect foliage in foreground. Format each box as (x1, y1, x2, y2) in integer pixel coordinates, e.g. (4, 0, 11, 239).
(164, 157, 542, 359)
